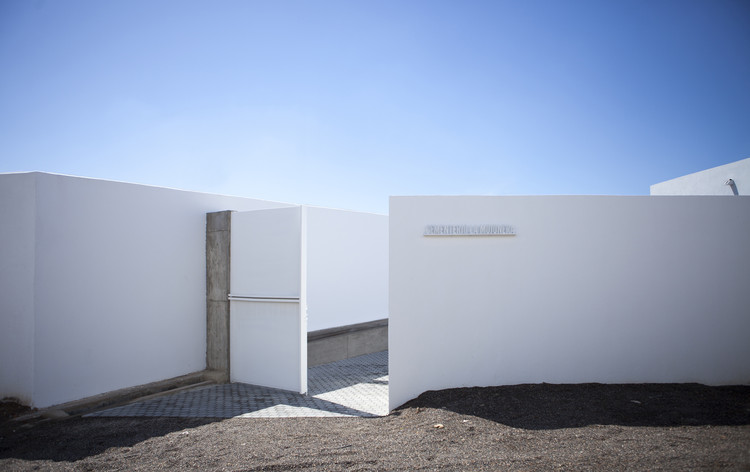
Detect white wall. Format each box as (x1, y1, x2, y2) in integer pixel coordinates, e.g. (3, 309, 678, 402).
(305, 206, 388, 332)
(1, 172, 293, 407)
(0, 174, 36, 404)
(389, 195, 750, 410)
(651, 157, 750, 195)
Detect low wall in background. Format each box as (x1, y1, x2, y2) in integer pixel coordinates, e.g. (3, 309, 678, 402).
(308, 319, 388, 366)
(389, 195, 750, 410)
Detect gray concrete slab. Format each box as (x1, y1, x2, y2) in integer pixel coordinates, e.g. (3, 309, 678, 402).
(86, 351, 388, 418)
(307, 334, 348, 366)
(308, 319, 388, 366)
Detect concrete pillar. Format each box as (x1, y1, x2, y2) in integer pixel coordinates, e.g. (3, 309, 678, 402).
(206, 211, 232, 382)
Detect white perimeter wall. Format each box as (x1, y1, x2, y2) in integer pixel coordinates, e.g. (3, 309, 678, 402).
(389, 196, 750, 410)
(651, 157, 750, 195)
(305, 206, 388, 332)
(0, 174, 36, 404)
(0, 172, 293, 407)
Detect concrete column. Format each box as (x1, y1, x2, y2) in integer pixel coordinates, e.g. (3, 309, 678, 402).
(206, 211, 232, 382)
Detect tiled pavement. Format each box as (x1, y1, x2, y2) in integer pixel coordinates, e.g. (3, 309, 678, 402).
(86, 351, 388, 418)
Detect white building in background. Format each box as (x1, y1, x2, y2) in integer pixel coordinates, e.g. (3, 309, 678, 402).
(651, 157, 750, 196)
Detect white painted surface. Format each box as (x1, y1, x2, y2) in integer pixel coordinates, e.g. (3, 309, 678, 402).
(1, 172, 293, 407)
(651, 157, 750, 195)
(389, 195, 750, 410)
(0, 174, 36, 405)
(230, 207, 303, 299)
(230, 301, 306, 392)
(230, 207, 306, 393)
(305, 207, 388, 331)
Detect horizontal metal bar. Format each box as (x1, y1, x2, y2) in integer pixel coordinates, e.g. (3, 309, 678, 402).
(228, 294, 300, 303)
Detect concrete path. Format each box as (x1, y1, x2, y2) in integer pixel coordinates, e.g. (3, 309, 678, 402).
(86, 351, 388, 418)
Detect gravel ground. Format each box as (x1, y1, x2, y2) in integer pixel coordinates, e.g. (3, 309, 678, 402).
(1, 383, 748, 471)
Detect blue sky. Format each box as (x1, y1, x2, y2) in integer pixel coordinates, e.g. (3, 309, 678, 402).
(1, 0, 748, 213)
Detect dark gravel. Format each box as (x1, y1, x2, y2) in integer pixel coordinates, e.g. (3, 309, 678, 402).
(1, 383, 748, 471)
(0, 400, 34, 423)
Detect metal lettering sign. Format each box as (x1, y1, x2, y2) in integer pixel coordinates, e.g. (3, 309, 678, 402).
(423, 224, 516, 236)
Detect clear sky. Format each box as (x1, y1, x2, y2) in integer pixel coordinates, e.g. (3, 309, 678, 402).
(1, 0, 748, 214)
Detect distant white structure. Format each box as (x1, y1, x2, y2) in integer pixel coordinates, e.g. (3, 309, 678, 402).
(650, 157, 749, 196)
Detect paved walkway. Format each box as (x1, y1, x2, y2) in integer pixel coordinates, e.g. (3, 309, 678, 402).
(86, 351, 388, 418)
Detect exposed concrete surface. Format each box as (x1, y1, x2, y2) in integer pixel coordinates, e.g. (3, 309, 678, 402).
(206, 211, 232, 380)
(308, 319, 388, 366)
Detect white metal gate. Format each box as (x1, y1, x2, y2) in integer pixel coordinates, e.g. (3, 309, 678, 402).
(229, 206, 307, 393)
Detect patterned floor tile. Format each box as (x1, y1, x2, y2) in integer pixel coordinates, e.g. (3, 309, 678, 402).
(86, 351, 388, 418)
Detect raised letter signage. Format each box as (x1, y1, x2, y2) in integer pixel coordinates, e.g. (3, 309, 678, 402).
(423, 224, 516, 236)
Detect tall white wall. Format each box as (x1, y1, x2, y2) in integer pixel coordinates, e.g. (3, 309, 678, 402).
(389, 195, 750, 410)
(651, 157, 750, 195)
(0, 174, 36, 404)
(1, 172, 293, 407)
(305, 206, 388, 332)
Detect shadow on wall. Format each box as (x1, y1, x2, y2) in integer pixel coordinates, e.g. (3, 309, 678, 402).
(397, 383, 750, 430)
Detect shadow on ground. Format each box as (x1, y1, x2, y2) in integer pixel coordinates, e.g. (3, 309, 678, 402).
(0, 417, 221, 462)
(399, 383, 750, 430)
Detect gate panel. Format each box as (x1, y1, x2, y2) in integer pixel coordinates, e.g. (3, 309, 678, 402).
(229, 207, 307, 393)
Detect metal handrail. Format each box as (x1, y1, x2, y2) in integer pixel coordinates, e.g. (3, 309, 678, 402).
(227, 294, 300, 303)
